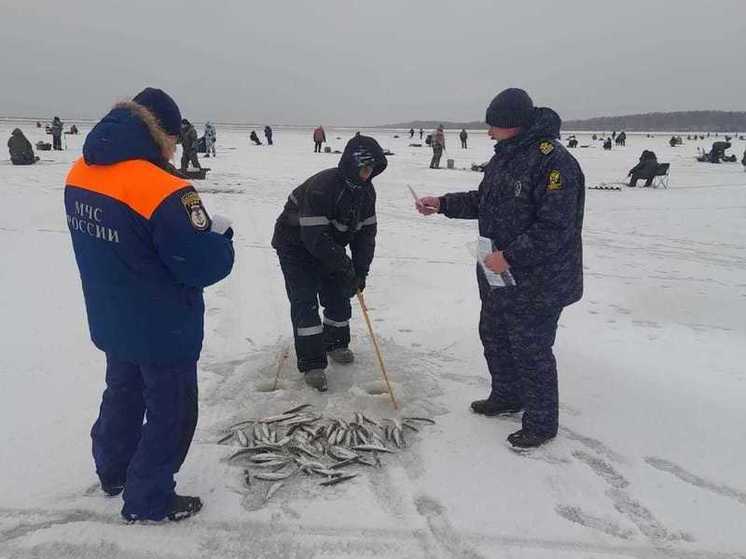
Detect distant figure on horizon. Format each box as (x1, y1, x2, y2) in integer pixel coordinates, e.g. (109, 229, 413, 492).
(204, 122, 216, 157)
(567, 135, 578, 148)
(409, 127, 415, 138)
(264, 125, 273, 145)
(430, 125, 445, 169)
(615, 131, 626, 146)
(603, 138, 612, 150)
(313, 125, 326, 153)
(8, 128, 39, 165)
(627, 150, 658, 187)
(250, 130, 263, 145)
(70, 124, 79, 135)
(419, 128, 423, 140)
(51, 116, 64, 150)
(460, 128, 468, 149)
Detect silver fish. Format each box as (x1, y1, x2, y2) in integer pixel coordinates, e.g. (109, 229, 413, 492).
(251, 453, 286, 462)
(228, 419, 256, 430)
(403, 416, 436, 424)
(237, 429, 250, 447)
(259, 412, 299, 424)
(282, 403, 312, 415)
(320, 473, 357, 487)
(312, 468, 345, 477)
(252, 459, 291, 469)
(254, 471, 295, 481)
(265, 481, 284, 502)
(328, 445, 358, 461)
(353, 444, 394, 453)
(392, 428, 403, 449)
(362, 414, 382, 428)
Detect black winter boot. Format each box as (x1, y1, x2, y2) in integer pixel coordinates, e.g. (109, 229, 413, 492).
(123, 495, 203, 523)
(101, 482, 124, 497)
(507, 429, 555, 449)
(328, 348, 354, 364)
(167, 495, 203, 521)
(304, 369, 328, 392)
(470, 399, 523, 416)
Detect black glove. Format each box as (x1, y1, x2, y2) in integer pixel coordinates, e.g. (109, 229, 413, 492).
(339, 265, 359, 298)
(356, 273, 367, 293)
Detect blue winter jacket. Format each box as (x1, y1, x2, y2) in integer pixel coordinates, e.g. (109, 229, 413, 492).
(440, 108, 585, 308)
(65, 106, 234, 364)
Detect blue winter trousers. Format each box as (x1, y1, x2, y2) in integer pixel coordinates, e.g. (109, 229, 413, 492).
(477, 270, 563, 437)
(91, 354, 198, 520)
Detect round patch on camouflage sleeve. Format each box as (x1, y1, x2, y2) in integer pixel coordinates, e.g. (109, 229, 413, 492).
(181, 191, 211, 231)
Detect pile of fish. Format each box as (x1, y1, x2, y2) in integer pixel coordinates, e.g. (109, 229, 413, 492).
(218, 404, 434, 503)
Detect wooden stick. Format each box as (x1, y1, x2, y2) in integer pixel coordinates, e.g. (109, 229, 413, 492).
(272, 345, 290, 391)
(356, 291, 398, 410)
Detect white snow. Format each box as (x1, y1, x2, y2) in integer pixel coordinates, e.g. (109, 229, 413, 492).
(1, 123, 746, 558)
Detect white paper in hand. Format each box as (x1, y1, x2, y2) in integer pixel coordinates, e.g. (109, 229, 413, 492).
(477, 236, 516, 288)
(210, 214, 233, 235)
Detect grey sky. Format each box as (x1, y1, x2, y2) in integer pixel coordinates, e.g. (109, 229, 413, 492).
(1, 0, 744, 125)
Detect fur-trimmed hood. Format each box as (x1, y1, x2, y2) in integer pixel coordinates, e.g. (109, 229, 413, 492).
(83, 101, 174, 166)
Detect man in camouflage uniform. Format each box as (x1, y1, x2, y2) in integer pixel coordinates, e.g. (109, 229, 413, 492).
(416, 88, 585, 448)
(179, 119, 202, 172)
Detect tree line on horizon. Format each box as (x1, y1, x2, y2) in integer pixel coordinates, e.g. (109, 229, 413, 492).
(380, 111, 746, 132)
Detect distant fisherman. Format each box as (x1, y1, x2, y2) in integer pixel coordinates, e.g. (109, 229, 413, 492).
(179, 118, 202, 172)
(64, 88, 234, 522)
(460, 128, 468, 149)
(7, 128, 39, 165)
(415, 88, 585, 449)
(51, 116, 64, 150)
(204, 121, 216, 158)
(313, 125, 326, 153)
(272, 135, 387, 392)
(430, 124, 445, 168)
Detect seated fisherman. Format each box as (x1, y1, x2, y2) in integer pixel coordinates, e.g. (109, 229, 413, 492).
(8, 128, 39, 165)
(627, 150, 658, 187)
(709, 141, 731, 163)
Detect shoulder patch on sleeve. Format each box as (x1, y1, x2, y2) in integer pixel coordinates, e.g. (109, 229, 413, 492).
(181, 191, 211, 231)
(547, 170, 563, 191)
(539, 141, 555, 155)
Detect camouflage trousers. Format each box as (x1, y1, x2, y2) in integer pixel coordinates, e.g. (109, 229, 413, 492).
(477, 269, 563, 436)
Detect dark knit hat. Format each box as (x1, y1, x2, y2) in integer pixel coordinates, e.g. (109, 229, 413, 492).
(132, 87, 182, 136)
(485, 88, 535, 128)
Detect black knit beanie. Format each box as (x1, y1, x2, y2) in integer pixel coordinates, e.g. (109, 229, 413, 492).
(485, 88, 535, 128)
(132, 87, 182, 136)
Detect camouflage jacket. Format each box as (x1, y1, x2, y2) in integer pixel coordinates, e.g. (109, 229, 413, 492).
(439, 108, 585, 308)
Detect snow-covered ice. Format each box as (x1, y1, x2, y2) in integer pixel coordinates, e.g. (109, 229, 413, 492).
(2, 124, 745, 558)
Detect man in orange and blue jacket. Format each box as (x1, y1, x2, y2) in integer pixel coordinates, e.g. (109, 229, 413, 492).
(65, 88, 234, 522)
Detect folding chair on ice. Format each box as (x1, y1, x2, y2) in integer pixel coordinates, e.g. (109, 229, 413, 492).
(651, 163, 670, 189)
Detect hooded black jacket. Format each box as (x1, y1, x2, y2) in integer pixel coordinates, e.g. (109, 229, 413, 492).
(271, 135, 387, 278)
(8, 129, 35, 164)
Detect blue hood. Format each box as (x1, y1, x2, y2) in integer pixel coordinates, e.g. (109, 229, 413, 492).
(83, 107, 163, 166)
(528, 107, 562, 140)
(495, 107, 562, 155)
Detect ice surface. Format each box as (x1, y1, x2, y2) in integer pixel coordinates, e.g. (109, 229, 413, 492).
(1, 124, 745, 558)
